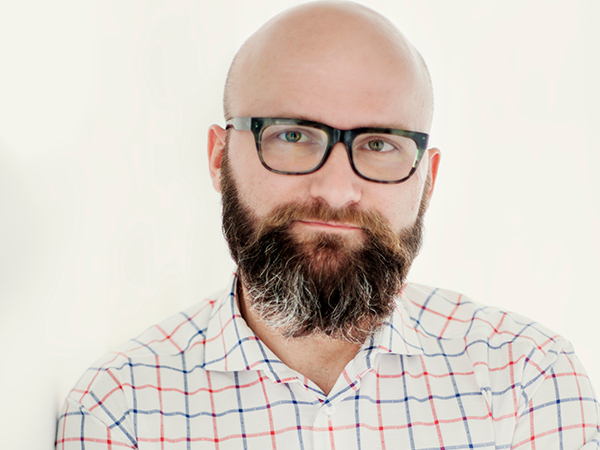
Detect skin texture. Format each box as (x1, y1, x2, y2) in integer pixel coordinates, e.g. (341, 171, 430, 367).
(207, 1, 441, 394)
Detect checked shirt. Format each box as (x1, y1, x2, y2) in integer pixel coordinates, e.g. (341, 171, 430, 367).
(56, 274, 600, 449)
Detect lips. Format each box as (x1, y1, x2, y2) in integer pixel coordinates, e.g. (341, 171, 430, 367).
(296, 220, 361, 231)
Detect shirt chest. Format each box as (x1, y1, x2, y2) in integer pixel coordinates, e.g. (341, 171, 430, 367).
(130, 353, 506, 450)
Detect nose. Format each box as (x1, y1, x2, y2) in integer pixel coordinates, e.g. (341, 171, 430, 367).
(308, 143, 362, 209)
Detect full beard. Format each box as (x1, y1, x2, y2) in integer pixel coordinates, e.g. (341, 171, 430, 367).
(220, 150, 429, 344)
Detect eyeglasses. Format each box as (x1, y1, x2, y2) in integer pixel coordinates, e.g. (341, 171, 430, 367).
(225, 117, 429, 184)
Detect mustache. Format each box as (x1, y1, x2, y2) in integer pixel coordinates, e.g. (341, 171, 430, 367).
(252, 201, 399, 243)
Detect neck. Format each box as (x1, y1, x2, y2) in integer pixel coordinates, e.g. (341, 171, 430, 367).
(237, 279, 363, 396)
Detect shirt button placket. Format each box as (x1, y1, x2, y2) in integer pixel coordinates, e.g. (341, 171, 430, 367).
(313, 403, 336, 450)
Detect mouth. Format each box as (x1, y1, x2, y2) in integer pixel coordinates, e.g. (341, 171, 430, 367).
(295, 220, 362, 232)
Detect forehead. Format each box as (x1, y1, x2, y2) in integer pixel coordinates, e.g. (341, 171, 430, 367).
(229, 8, 431, 132)
(242, 66, 418, 131)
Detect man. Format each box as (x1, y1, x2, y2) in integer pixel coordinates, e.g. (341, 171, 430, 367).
(56, 2, 599, 449)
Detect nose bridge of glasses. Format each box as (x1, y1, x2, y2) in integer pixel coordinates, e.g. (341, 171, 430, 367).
(324, 128, 353, 161)
(316, 128, 354, 174)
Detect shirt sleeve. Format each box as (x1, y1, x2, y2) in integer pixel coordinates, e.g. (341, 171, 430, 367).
(510, 340, 600, 449)
(55, 364, 138, 450)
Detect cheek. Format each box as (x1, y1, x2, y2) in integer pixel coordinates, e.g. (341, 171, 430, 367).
(371, 175, 425, 232)
(228, 139, 308, 217)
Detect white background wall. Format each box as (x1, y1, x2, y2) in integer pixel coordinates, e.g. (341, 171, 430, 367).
(1, 1, 598, 448)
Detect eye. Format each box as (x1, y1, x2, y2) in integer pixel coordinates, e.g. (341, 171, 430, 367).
(365, 139, 395, 152)
(278, 130, 309, 143)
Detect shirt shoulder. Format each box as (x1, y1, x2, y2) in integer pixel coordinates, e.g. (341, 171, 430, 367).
(400, 282, 576, 412)
(90, 287, 227, 371)
(63, 287, 229, 421)
(401, 282, 561, 348)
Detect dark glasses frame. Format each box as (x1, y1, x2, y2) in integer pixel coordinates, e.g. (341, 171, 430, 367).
(225, 117, 429, 184)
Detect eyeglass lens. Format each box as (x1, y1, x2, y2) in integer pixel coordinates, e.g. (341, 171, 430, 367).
(260, 124, 418, 182)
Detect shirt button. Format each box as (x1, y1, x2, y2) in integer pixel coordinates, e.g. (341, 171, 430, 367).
(324, 405, 335, 416)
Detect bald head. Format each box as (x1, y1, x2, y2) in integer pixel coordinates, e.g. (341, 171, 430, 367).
(223, 1, 433, 133)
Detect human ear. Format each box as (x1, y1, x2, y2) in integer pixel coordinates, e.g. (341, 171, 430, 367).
(425, 147, 441, 200)
(207, 124, 227, 193)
